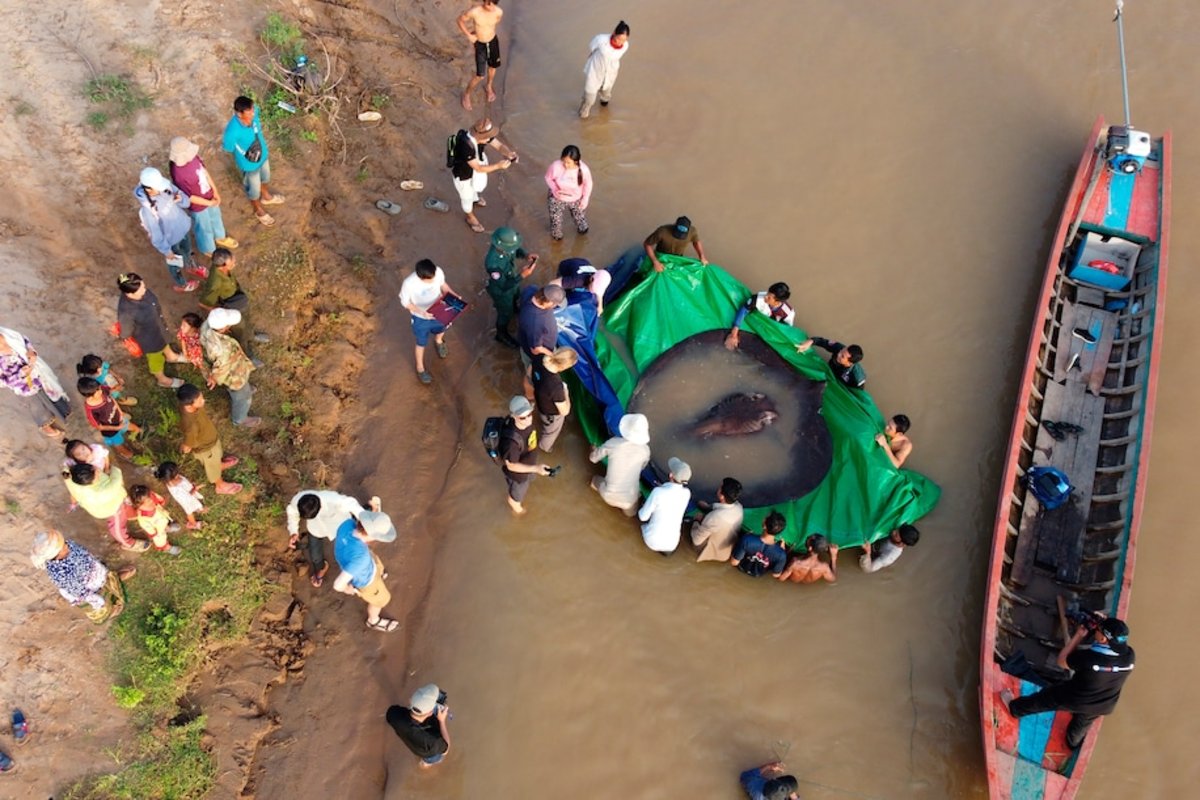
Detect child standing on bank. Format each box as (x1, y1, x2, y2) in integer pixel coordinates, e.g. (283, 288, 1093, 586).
(155, 461, 207, 530)
(76, 354, 138, 406)
(77, 377, 140, 460)
(129, 484, 182, 555)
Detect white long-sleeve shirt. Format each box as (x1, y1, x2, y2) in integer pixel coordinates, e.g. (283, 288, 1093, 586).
(583, 33, 629, 94)
(590, 436, 651, 509)
(286, 490, 365, 540)
(638, 482, 690, 552)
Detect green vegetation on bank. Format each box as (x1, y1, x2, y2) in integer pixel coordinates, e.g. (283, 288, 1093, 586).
(84, 74, 153, 131)
(65, 239, 319, 799)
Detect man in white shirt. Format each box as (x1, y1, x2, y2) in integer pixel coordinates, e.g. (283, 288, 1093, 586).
(690, 477, 745, 563)
(286, 490, 384, 587)
(859, 524, 920, 573)
(399, 259, 461, 386)
(637, 457, 692, 554)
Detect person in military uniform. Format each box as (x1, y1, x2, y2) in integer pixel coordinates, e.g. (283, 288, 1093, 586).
(485, 226, 539, 348)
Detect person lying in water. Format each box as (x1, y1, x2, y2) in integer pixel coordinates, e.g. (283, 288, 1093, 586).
(796, 337, 866, 389)
(725, 282, 795, 350)
(777, 533, 839, 584)
(875, 413, 913, 467)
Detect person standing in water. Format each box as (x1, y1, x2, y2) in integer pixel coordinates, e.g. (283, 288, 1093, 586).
(579, 21, 631, 118)
(457, 0, 504, 110)
(875, 413, 913, 467)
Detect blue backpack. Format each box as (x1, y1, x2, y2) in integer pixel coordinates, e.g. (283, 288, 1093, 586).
(1026, 466, 1073, 510)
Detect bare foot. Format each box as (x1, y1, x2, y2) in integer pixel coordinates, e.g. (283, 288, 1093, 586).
(999, 688, 1014, 711)
(461, 91, 472, 111)
(507, 498, 525, 515)
(486, 87, 497, 102)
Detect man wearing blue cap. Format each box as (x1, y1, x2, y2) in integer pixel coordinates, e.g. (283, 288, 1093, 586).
(643, 216, 709, 272)
(1002, 614, 1135, 749)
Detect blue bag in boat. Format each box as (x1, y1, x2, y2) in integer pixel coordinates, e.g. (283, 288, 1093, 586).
(1025, 466, 1073, 510)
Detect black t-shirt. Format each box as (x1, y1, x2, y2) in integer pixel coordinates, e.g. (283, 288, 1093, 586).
(451, 132, 482, 181)
(532, 366, 566, 416)
(500, 418, 538, 482)
(386, 705, 447, 759)
(1058, 644, 1135, 714)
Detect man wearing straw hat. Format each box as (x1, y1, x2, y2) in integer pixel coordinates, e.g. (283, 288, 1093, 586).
(30, 530, 137, 623)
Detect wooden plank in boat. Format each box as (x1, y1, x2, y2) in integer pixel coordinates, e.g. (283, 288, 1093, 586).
(1053, 303, 1117, 395)
(1010, 380, 1105, 585)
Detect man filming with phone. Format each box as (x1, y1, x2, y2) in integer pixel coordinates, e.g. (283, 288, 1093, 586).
(387, 683, 452, 768)
(1001, 611, 1135, 749)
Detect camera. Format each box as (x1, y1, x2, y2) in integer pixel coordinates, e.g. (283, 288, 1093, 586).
(546, 465, 562, 478)
(437, 690, 447, 705)
(1065, 606, 1104, 632)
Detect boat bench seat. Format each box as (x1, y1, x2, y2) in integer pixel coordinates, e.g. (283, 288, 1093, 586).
(1010, 379, 1106, 585)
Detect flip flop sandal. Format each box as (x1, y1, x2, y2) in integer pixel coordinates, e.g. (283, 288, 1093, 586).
(435, 341, 448, 359)
(376, 200, 402, 215)
(215, 482, 243, 495)
(358, 110, 383, 122)
(400, 180, 424, 191)
(475, 196, 487, 207)
(11, 710, 29, 746)
(424, 197, 450, 213)
(418, 371, 433, 385)
(221, 456, 240, 468)
(367, 618, 399, 632)
(310, 572, 325, 588)
(467, 219, 486, 233)
(257, 213, 276, 227)
(261, 195, 286, 206)
(0, 750, 15, 773)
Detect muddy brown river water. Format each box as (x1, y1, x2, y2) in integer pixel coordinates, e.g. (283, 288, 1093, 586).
(384, 1, 1200, 797)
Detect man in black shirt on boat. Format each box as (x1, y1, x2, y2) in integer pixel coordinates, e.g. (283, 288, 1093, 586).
(1002, 615, 1135, 749)
(796, 337, 866, 389)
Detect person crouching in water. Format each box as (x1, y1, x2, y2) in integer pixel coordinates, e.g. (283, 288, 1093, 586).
(589, 413, 651, 517)
(778, 533, 840, 584)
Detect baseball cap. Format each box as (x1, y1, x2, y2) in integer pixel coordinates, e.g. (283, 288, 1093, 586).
(672, 215, 692, 239)
(139, 167, 171, 192)
(206, 307, 242, 329)
(1101, 617, 1129, 643)
(357, 510, 396, 543)
(509, 395, 533, 416)
(667, 456, 692, 482)
(410, 683, 441, 714)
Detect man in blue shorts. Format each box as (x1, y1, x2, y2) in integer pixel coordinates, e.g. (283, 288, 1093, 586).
(399, 259, 462, 385)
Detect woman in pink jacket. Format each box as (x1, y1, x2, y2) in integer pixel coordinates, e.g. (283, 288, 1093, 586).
(544, 145, 593, 241)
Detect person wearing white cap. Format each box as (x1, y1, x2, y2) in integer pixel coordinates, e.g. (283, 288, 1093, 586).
(386, 683, 451, 767)
(332, 512, 399, 632)
(168, 136, 238, 257)
(286, 490, 370, 588)
(589, 413, 651, 516)
(31, 529, 136, 623)
(199, 308, 259, 426)
(500, 395, 555, 514)
(637, 456, 692, 554)
(135, 166, 199, 292)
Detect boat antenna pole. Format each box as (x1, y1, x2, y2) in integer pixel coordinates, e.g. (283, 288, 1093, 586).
(1114, 0, 1132, 126)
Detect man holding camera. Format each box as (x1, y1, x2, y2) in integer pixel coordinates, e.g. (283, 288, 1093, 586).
(500, 396, 556, 515)
(1001, 613, 1135, 749)
(387, 683, 451, 768)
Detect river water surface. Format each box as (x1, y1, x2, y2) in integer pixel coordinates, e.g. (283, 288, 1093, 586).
(388, 1, 1200, 797)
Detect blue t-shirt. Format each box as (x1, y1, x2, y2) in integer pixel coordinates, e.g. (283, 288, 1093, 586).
(517, 286, 559, 358)
(732, 535, 788, 577)
(333, 519, 375, 588)
(222, 108, 269, 173)
(740, 768, 770, 800)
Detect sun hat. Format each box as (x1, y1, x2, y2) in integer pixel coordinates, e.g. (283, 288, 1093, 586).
(139, 167, 171, 192)
(206, 308, 242, 330)
(357, 510, 396, 543)
(410, 683, 441, 714)
(667, 456, 692, 483)
(30, 530, 66, 569)
(169, 137, 200, 166)
(543, 347, 578, 373)
(509, 396, 534, 416)
(618, 413, 649, 445)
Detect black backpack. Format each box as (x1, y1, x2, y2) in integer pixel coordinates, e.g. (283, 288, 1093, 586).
(447, 129, 470, 169)
(482, 416, 507, 463)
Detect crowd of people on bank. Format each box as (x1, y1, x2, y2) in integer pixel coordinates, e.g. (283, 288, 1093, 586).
(0, 1, 1135, 790)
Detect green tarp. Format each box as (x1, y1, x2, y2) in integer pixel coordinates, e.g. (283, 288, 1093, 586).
(575, 254, 941, 549)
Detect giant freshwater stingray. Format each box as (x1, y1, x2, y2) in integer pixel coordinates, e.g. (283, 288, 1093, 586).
(627, 330, 833, 507)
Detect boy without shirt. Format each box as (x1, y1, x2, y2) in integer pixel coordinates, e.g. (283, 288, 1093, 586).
(778, 533, 840, 584)
(457, 0, 504, 110)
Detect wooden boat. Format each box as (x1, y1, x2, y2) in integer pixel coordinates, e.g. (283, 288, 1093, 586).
(978, 112, 1170, 799)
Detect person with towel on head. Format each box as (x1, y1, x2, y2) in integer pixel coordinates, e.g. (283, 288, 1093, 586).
(589, 413, 652, 517)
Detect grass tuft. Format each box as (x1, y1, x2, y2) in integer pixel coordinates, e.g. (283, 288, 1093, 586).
(83, 75, 152, 130)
